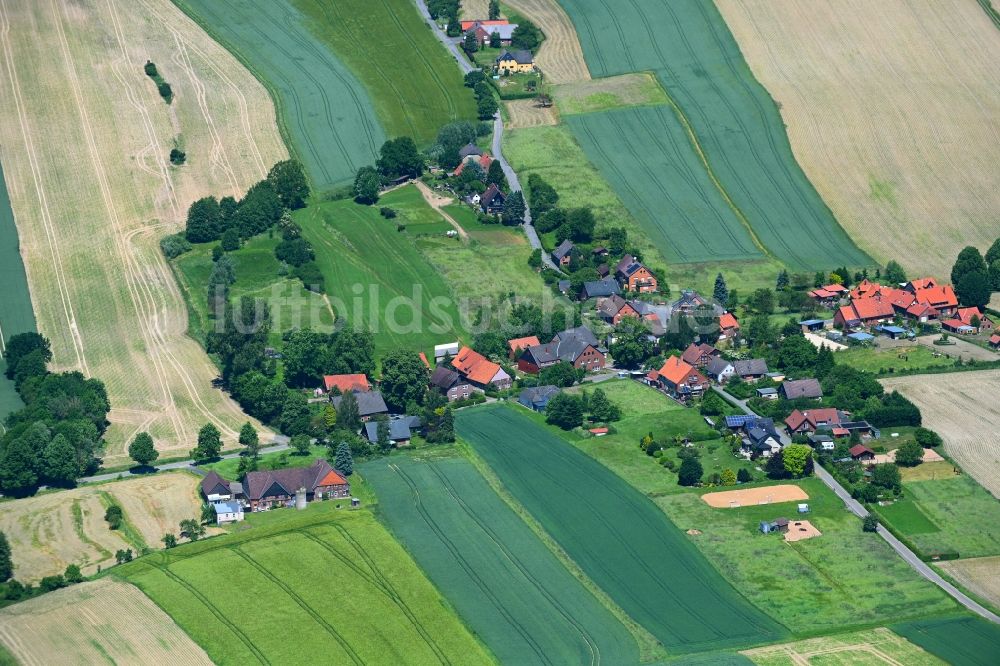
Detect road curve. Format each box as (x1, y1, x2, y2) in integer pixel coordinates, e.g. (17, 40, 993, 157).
(713, 385, 1000, 625)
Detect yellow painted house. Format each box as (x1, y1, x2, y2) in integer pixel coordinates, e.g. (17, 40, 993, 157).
(496, 49, 534, 74)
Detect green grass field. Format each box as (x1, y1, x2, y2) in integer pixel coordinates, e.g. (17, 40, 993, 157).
(295, 190, 465, 355)
(656, 479, 956, 634)
(115, 504, 492, 664)
(876, 498, 941, 535)
(836, 345, 955, 374)
(171, 235, 334, 348)
(899, 476, 1000, 558)
(553, 72, 669, 115)
(363, 455, 640, 665)
(292, 0, 474, 147)
(556, 0, 871, 271)
(201, 445, 328, 480)
(458, 404, 787, 653)
(893, 615, 1000, 666)
(176, 0, 384, 189)
(0, 160, 37, 424)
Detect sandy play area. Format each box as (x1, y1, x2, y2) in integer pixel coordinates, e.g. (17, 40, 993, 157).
(784, 520, 822, 542)
(872, 448, 945, 465)
(702, 484, 809, 508)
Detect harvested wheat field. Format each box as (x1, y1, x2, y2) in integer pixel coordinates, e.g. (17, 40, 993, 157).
(702, 484, 808, 508)
(505, 0, 590, 83)
(716, 0, 1000, 280)
(882, 370, 1000, 499)
(937, 556, 1000, 610)
(0, 578, 211, 666)
(504, 99, 558, 128)
(0, 0, 282, 460)
(0, 472, 204, 581)
(742, 627, 944, 666)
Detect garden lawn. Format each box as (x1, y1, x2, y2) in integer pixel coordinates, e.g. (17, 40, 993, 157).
(0, 160, 36, 424)
(295, 193, 464, 356)
(381, 185, 453, 235)
(115, 505, 491, 665)
(836, 345, 955, 375)
(200, 445, 329, 481)
(899, 476, 1000, 558)
(170, 235, 333, 348)
(176, 0, 384, 189)
(363, 455, 639, 665)
(556, 0, 871, 271)
(892, 615, 1000, 666)
(563, 380, 758, 493)
(656, 478, 956, 634)
(458, 404, 787, 653)
(292, 0, 475, 147)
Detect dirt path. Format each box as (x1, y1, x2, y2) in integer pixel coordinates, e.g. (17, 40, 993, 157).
(414, 180, 469, 240)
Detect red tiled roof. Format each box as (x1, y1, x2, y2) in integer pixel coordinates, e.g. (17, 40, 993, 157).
(508, 336, 541, 354)
(418, 352, 430, 369)
(850, 444, 874, 457)
(990, 334, 1000, 345)
(955, 307, 984, 326)
(323, 374, 370, 393)
(452, 346, 502, 385)
(785, 408, 841, 431)
(460, 19, 509, 31)
(912, 284, 957, 309)
(851, 298, 895, 321)
(453, 153, 492, 176)
(589, 427, 609, 434)
(719, 312, 739, 330)
(657, 356, 698, 386)
(681, 343, 716, 365)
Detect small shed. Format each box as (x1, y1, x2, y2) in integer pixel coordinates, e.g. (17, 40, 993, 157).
(797, 503, 809, 514)
(756, 387, 778, 400)
(212, 501, 244, 525)
(589, 427, 609, 437)
(847, 331, 875, 344)
(760, 517, 790, 534)
(875, 325, 910, 340)
(799, 319, 827, 333)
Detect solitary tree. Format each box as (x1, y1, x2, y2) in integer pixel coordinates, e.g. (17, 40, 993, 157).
(871, 463, 902, 492)
(545, 393, 584, 430)
(677, 457, 703, 487)
(477, 92, 498, 120)
(894, 440, 924, 467)
(290, 434, 311, 456)
(336, 391, 362, 432)
(486, 159, 506, 189)
(322, 404, 338, 432)
(488, 0, 500, 19)
(956, 270, 991, 308)
(781, 444, 812, 478)
(713, 273, 729, 304)
(862, 514, 879, 532)
(191, 423, 222, 462)
(104, 505, 123, 530)
(736, 468, 752, 483)
(64, 564, 83, 584)
(128, 432, 158, 467)
(353, 166, 381, 204)
(334, 441, 354, 476)
(179, 518, 205, 542)
(379, 350, 428, 413)
(267, 159, 310, 209)
(0, 531, 12, 581)
(162, 533, 177, 549)
(720, 469, 737, 486)
(239, 422, 260, 459)
(588, 388, 621, 422)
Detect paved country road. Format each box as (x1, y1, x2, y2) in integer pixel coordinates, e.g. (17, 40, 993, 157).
(714, 386, 1000, 624)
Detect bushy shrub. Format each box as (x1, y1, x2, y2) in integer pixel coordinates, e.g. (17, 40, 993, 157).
(379, 207, 397, 219)
(160, 233, 192, 259)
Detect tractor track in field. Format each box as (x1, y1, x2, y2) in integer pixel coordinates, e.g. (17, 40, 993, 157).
(231, 545, 364, 664)
(388, 462, 553, 665)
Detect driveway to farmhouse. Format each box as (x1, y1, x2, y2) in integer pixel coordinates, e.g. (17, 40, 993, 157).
(915, 334, 998, 362)
(414, 180, 469, 240)
(714, 386, 1000, 625)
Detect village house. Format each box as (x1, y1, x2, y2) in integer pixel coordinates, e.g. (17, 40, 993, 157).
(784, 408, 842, 435)
(842, 277, 960, 328)
(671, 290, 718, 317)
(808, 283, 848, 305)
(718, 312, 740, 341)
(756, 387, 778, 400)
(849, 444, 875, 462)
(518, 326, 606, 373)
(680, 342, 719, 368)
(630, 300, 669, 337)
(834, 297, 896, 329)
(507, 335, 541, 360)
(452, 346, 512, 390)
(733, 359, 768, 382)
(429, 366, 473, 402)
(464, 21, 517, 47)
(212, 501, 244, 525)
(552, 239, 574, 266)
(615, 255, 658, 293)
(745, 424, 782, 459)
(459, 18, 509, 32)
(200, 471, 243, 504)
(597, 294, 640, 325)
(480, 183, 506, 214)
(579, 278, 621, 301)
(331, 390, 389, 422)
(941, 306, 993, 334)
(651, 356, 710, 398)
(518, 385, 560, 412)
(779, 378, 823, 400)
(905, 278, 959, 317)
(452, 150, 492, 177)
(322, 373, 370, 394)
(243, 459, 350, 512)
(363, 416, 421, 447)
(705, 356, 735, 383)
(496, 49, 534, 74)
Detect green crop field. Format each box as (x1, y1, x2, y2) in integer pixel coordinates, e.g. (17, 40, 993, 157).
(116, 505, 491, 664)
(175, 0, 385, 189)
(295, 191, 466, 355)
(291, 0, 475, 147)
(656, 479, 956, 634)
(364, 455, 640, 665)
(555, 0, 871, 271)
(897, 476, 1000, 558)
(893, 615, 1000, 666)
(876, 498, 941, 535)
(171, 235, 334, 348)
(458, 405, 787, 653)
(0, 161, 36, 425)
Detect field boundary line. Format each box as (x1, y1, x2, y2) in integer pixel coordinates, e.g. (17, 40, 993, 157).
(0, 0, 89, 374)
(230, 545, 364, 665)
(461, 441, 666, 661)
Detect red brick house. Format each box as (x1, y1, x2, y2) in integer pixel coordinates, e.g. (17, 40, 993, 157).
(597, 294, 640, 325)
(941, 307, 993, 333)
(429, 366, 473, 402)
(784, 408, 841, 434)
(834, 298, 895, 329)
(243, 459, 349, 512)
(518, 327, 605, 373)
(680, 343, 719, 368)
(654, 356, 710, 398)
(615, 255, 657, 293)
(718, 312, 740, 341)
(507, 335, 541, 360)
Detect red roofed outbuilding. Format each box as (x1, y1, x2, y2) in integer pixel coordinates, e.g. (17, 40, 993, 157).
(323, 374, 370, 393)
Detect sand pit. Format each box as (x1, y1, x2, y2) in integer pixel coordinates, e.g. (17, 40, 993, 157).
(702, 484, 808, 508)
(784, 520, 821, 542)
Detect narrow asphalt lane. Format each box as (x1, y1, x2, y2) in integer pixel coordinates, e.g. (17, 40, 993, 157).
(414, 1, 474, 74)
(713, 385, 1000, 624)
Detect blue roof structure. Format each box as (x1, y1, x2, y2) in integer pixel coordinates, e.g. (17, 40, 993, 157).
(880, 325, 906, 334)
(847, 332, 874, 341)
(724, 414, 754, 427)
(213, 501, 242, 514)
(799, 319, 825, 326)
